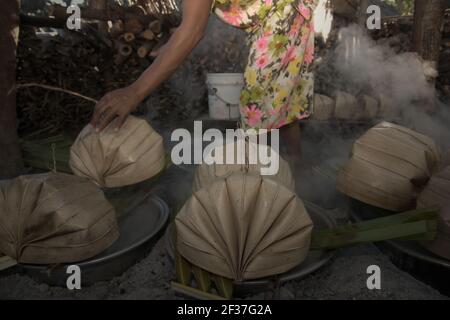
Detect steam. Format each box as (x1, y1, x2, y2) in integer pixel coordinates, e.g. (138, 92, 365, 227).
(317, 24, 450, 149)
(297, 24, 450, 207)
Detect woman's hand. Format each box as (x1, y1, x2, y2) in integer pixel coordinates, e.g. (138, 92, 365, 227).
(91, 0, 211, 132)
(91, 85, 142, 132)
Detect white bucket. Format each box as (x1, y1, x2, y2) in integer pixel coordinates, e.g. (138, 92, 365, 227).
(206, 73, 244, 120)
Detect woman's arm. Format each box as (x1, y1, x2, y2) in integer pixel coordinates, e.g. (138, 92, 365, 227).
(92, 0, 212, 131)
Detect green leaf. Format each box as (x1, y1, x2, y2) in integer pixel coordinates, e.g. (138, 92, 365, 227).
(212, 275, 233, 299)
(311, 218, 437, 250)
(175, 252, 192, 286)
(314, 208, 438, 238)
(192, 265, 212, 292)
(0, 255, 17, 271)
(171, 282, 227, 300)
(20, 135, 73, 173)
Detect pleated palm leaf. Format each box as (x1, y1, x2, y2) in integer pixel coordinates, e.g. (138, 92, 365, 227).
(337, 122, 441, 211)
(0, 172, 119, 264)
(70, 116, 166, 188)
(418, 166, 450, 260)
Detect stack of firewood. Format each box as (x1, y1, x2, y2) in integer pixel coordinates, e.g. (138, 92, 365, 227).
(15, 24, 179, 137)
(109, 17, 172, 65)
(15, 2, 183, 137)
(47, 3, 178, 65)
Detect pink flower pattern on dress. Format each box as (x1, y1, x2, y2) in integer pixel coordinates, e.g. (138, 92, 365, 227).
(256, 55, 269, 68)
(304, 43, 314, 64)
(298, 4, 312, 20)
(222, 7, 242, 26)
(255, 37, 269, 52)
(245, 104, 264, 127)
(281, 45, 297, 65)
(213, 0, 318, 130)
(289, 14, 305, 36)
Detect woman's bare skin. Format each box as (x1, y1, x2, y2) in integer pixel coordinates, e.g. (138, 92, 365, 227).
(91, 0, 212, 131)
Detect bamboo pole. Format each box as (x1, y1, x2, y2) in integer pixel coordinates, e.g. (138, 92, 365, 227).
(413, 0, 446, 66)
(0, 0, 24, 178)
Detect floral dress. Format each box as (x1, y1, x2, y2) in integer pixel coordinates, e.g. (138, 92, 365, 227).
(212, 0, 318, 130)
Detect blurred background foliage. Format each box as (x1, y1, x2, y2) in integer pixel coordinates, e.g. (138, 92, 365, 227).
(384, 0, 415, 15)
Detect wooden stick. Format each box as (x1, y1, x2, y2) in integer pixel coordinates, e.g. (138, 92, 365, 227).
(122, 32, 136, 42)
(149, 20, 162, 34)
(16, 83, 98, 104)
(139, 29, 155, 41)
(124, 18, 144, 34)
(137, 41, 156, 58)
(118, 43, 132, 56)
(49, 4, 154, 24)
(109, 20, 124, 38)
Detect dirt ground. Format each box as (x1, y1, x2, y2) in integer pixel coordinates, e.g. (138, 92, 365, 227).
(0, 240, 446, 300)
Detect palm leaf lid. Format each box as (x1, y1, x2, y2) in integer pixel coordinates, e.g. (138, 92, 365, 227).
(70, 115, 165, 188)
(337, 121, 441, 211)
(0, 172, 118, 264)
(418, 165, 450, 260)
(193, 138, 295, 193)
(176, 172, 313, 281)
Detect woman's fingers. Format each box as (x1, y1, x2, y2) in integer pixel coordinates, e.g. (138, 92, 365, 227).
(90, 88, 136, 132)
(91, 104, 103, 127)
(92, 95, 111, 127)
(115, 114, 128, 131)
(96, 106, 118, 132)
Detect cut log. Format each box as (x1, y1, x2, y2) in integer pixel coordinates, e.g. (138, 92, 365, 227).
(118, 43, 132, 56)
(48, 4, 154, 25)
(109, 20, 124, 38)
(138, 41, 156, 58)
(149, 20, 162, 34)
(122, 32, 135, 43)
(334, 91, 363, 120)
(114, 41, 132, 64)
(312, 94, 335, 121)
(124, 18, 144, 34)
(139, 29, 155, 41)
